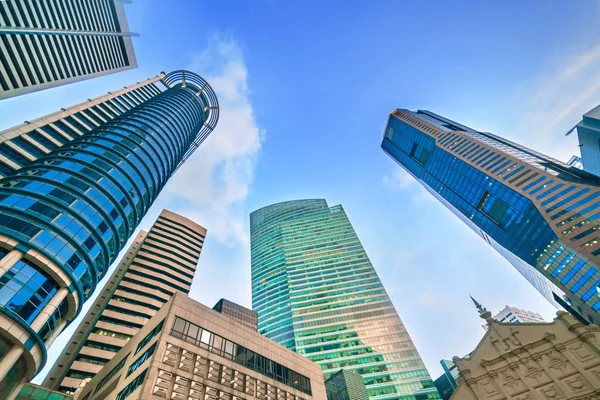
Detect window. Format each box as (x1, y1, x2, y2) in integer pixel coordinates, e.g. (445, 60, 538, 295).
(95, 354, 129, 394)
(135, 319, 164, 354)
(127, 343, 156, 377)
(116, 368, 147, 400)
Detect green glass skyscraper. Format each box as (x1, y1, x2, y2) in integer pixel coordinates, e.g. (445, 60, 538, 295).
(250, 199, 439, 400)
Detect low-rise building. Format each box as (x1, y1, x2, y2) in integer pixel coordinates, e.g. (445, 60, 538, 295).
(78, 292, 326, 400)
(451, 299, 600, 400)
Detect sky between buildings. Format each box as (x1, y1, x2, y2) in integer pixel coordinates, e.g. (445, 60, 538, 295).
(1, 0, 599, 382)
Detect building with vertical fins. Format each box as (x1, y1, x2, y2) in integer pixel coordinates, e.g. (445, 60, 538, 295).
(0, 70, 218, 400)
(251, 199, 440, 400)
(325, 369, 369, 400)
(575, 104, 600, 177)
(0, 0, 137, 100)
(43, 210, 206, 394)
(381, 109, 600, 324)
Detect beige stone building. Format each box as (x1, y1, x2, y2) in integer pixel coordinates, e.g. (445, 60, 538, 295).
(77, 292, 327, 400)
(451, 300, 600, 400)
(43, 210, 206, 394)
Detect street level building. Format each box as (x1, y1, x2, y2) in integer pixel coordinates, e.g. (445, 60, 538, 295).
(0, 0, 137, 100)
(251, 199, 440, 400)
(382, 109, 600, 324)
(77, 292, 327, 400)
(15, 383, 72, 400)
(325, 369, 369, 400)
(450, 299, 600, 400)
(0, 70, 218, 399)
(212, 299, 258, 331)
(43, 210, 206, 394)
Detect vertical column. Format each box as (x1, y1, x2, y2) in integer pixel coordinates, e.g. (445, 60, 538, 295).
(0, 345, 24, 386)
(29, 287, 69, 334)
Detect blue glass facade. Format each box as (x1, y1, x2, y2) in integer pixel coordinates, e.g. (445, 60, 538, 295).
(0, 71, 218, 385)
(382, 109, 600, 324)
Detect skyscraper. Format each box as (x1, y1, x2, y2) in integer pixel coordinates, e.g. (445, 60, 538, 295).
(381, 109, 600, 324)
(43, 210, 206, 394)
(574, 104, 600, 177)
(492, 305, 545, 324)
(0, 0, 137, 100)
(212, 298, 259, 331)
(0, 70, 218, 399)
(251, 200, 439, 400)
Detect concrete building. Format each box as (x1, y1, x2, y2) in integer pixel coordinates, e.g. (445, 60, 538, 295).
(77, 292, 327, 400)
(43, 210, 206, 394)
(493, 305, 545, 324)
(251, 199, 440, 400)
(0, 0, 137, 100)
(450, 299, 600, 400)
(212, 299, 258, 332)
(575, 104, 600, 177)
(325, 369, 369, 400)
(0, 70, 219, 399)
(382, 109, 600, 324)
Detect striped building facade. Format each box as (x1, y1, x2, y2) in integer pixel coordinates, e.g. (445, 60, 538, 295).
(382, 109, 600, 325)
(0, 0, 137, 100)
(43, 210, 206, 394)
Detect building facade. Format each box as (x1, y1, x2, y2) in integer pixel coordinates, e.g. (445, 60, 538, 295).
(77, 292, 327, 400)
(212, 299, 258, 332)
(450, 300, 600, 400)
(325, 369, 369, 400)
(0, 70, 219, 399)
(0, 0, 137, 100)
(381, 109, 600, 324)
(493, 305, 545, 324)
(43, 210, 206, 394)
(575, 104, 600, 177)
(433, 361, 458, 400)
(250, 199, 440, 400)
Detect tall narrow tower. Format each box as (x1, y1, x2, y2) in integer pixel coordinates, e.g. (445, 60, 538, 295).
(381, 109, 600, 324)
(251, 199, 440, 400)
(0, 0, 138, 100)
(0, 70, 218, 399)
(43, 210, 206, 394)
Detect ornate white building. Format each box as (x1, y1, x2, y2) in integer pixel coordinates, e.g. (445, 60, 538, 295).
(452, 299, 600, 400)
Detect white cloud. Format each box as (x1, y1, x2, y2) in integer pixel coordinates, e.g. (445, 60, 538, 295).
(382, 167, 415, 189)
(163, 34, 264, 246)
(515, 42, 600, 160)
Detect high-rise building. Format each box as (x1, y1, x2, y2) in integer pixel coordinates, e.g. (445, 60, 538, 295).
(77, 292, 327, 400)
(432, 360, 458, 400)
(43, 210, 206, 394)
(493, 305, 545, 324)
(325, 369, 369, 400)
(381, 109, 600, 324)
(250, 199, 440, 400)
(0, 0, 137, 100)
(0, 70, 218, 399)
(212, 298, 258, 331)
(575, 104, 600, 176)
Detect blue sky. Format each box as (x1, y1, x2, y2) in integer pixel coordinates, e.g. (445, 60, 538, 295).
(1, 0, 600, 382)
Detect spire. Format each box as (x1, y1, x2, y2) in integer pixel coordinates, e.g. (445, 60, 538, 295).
(470, 296, 493, 322)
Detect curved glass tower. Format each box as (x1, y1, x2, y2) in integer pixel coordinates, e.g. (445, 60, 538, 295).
(251, 200, 440, 400)
(0, 70, 218, 398)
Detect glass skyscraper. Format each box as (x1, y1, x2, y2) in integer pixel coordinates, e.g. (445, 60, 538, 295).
(381, 108, 600, 325)
(0, 70, 218, 399)
(251, 199, 439, 400)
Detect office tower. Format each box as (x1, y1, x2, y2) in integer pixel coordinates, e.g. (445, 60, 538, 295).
(251, 200, 440, 400)
(78, 292, 327, 400)
(0, 70, 218, 399)
(574, 104, 600, 176)
(0, 0, 137, 100)
(43, 210, 206, 393)
(325, 370, 369, 400)
(381, 109, 600, 324)
(212, 298, 258, 331)
(493, 305, 545, 324)
(432, 361, 458, 400)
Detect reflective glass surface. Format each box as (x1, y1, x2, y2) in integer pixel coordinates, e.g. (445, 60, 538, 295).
(251, 200, 439, 400)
